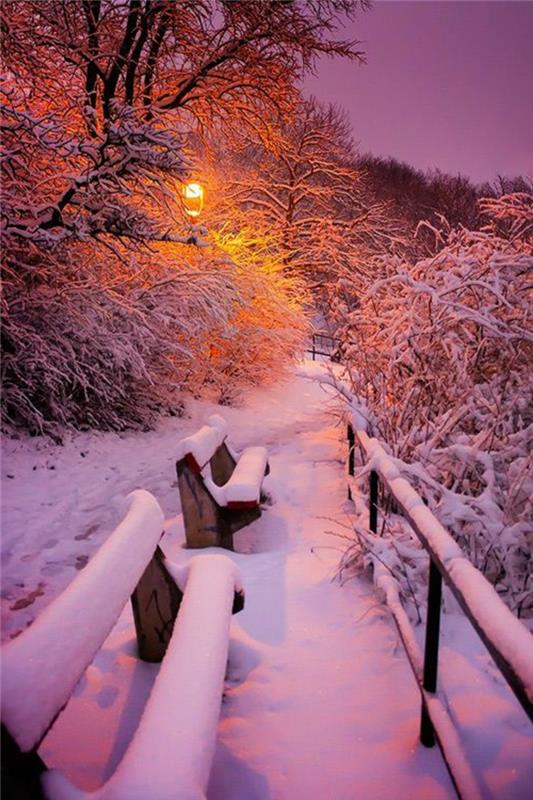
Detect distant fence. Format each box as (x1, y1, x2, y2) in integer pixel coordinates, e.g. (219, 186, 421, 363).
(347, 422, 533, 800)
(307, 333, 341, 362)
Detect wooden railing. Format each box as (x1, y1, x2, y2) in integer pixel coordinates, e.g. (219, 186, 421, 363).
(347, 422, 533, 800)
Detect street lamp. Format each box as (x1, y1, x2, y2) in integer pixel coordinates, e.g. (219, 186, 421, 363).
(182, 181, 204, 218)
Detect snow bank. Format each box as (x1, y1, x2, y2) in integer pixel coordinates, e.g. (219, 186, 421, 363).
(43, 555, 241, 800)
(1, 490, 164, 752)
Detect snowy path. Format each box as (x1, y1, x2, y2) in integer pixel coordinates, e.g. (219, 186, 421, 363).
(197, 376, 454, 799)
(2, 368, 529, 798)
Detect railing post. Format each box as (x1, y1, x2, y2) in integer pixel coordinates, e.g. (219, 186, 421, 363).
(420, 558, 443, 746)
(369, 470, 379, 533)
(347, 424, 355, 500)
(312, 335, 316, 361)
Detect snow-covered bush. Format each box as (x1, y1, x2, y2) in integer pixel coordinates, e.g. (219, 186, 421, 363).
(336, 194, 533, 617)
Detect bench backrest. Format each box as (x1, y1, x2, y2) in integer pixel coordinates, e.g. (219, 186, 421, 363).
(175, 414, 227, 468)
(1, 490, 164, 753)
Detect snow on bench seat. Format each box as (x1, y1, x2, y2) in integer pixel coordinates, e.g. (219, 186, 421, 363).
(223, 446, 268, 507)
(43, 555, 241, 800)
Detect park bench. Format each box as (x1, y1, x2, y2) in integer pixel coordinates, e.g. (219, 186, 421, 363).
(1, 489, 244, 800)
(176, 414, 270, 550)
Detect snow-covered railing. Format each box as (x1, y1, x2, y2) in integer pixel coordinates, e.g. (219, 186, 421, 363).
(1, 490, 244, 800)
(347, 421, 533, 799)
(306, 332, 341, 362)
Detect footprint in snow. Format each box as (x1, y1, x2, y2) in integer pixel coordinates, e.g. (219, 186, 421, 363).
(43, 538, 59, 550)
(96, 685, 119, 710)
(75, 522, 100, 541)
(20, 552, 39, 563)
(75, 555, 89, 570)
(41, 563, 64, 577)
(10, 581, 46, 610)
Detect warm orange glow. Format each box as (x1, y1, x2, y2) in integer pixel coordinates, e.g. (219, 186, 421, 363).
(182, 182, 204, 217)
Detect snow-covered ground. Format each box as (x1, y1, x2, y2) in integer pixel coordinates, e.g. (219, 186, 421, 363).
(1, 365, 531, 798)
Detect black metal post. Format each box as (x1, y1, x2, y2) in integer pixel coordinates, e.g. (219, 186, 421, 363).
(369, 470, 379, 533)
(347, 424, 355, 500)
(420, 558, 443, 746)
(312, 335, 316, 361)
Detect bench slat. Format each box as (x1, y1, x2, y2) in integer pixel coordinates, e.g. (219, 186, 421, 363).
(177, 426, 225, 472)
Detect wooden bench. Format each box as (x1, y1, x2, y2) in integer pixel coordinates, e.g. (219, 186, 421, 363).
(176, 414, 270, 550)
(1, 490, 244, 800)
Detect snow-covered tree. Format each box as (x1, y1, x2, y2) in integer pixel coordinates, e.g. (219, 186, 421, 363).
(206, 98, 398, 319)
(336, 194, 533, 616)
(1, 0, 368, 434)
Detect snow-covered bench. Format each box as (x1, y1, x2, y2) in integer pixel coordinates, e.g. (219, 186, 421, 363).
(1, 490, 244, 800)
(177, 414, 270, 550)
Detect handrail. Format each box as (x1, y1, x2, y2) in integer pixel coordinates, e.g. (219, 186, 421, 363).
(347, 421, 533, 797)
(307, 332, 340, 361)
(347, 422, 533, 720)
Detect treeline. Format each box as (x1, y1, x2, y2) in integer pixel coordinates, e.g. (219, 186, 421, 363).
(358, 153, 532, 248)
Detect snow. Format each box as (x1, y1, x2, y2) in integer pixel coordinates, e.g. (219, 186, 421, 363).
(207, 415, 228, 437)
(372, 562, 484, 800)
(176, 425, 225, 470)
(224, 447, 268, 505)
(176, 414, 268, 506)
(1, 490, 164, 752)
(445, 559, 533, 699)
(43, 555, 241, 800)
(299, 363, 533, 711)
(2, 363, 532, 798)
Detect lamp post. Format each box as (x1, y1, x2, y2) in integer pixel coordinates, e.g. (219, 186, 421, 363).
(182, 181, 204, 218)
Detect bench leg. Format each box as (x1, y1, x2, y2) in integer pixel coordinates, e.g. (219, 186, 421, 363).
(1, 724, 47, 800)
(218, 511, 234, 551)
(131, 546, 183, 663)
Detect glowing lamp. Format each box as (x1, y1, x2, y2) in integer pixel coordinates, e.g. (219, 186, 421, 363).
(182, 181, 204, 217)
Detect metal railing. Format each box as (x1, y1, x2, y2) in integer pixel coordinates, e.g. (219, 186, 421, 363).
(307, 333, 340, 361)
(347, 422, 533, 799)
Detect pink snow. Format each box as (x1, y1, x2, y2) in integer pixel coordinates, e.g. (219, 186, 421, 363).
(223, 447, 268, 505)
(176, 425, 225, 469)
(43, 555, 241, 800)
(2, 364, 532, 798)
(1, 490, 163, 752)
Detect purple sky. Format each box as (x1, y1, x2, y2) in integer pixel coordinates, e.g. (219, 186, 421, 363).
(303, 1, 533, 185)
